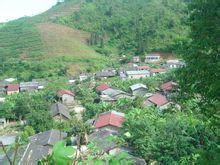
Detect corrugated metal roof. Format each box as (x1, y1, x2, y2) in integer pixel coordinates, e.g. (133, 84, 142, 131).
(126, 70, 150, 75)
(130, 83, 147, 91)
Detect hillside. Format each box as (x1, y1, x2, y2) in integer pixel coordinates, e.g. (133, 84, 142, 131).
(0, 0, 108, 80)
(58, 0, 189, 55)
(0, 0, 189, 80)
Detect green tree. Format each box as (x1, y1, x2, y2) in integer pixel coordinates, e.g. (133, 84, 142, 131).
(178, 0, 220, 102)
(26, 110, 54, 133)
(123, 108, 217, 164)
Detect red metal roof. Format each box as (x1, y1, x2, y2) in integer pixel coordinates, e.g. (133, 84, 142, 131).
(148, 93, 168, 106)
(137, 65, 150, 70)
(96, 84, 110, 92)
(161, 81, 177, 92)
(57, 89, 74, 96)
(94, 111, 125, 129)
(151, 68, 167, 73)
(128, 62, 133, 66)
(7, 84, 19, 92)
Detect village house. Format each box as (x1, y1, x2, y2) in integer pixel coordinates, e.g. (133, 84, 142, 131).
(0, 118, 6, 129)
(89, 129, 119, 153)
(94, 111, 125, 132)
(136, 65, 150, 71)
(0, 134, 16, 146)
(118, 66, 138, 80)
(32, 79, 46, 90)
(20, 130, 67, 165)
(132, 56, 140, 63)
(79, 73, 89, 81)
(119, 72, 127, 80)
(0, 85, 6, 95)
(96, 83, 110, 94)
(50, 102, 71, 121)
(166, 59, 185, 69)
(88, 129, 146, 164)
(145, 93, 170, 110)
(68, 79, 76, 85)
(20, 82, 39, 92)
(57, 89, 75, 105)
(6, 84, 19, 95)
(130, 83, 148, 96)
(100, 95, 117, 102)
(161, 81, 178, 94)
(126, 70, 150, 79)
(145, 53, 161, 63)
(101, 88, 133, 101)
(150, 68, 167, 76)
(95, 69, 117, 79)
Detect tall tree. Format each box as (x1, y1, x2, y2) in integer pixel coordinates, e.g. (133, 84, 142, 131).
(179, 0, 220, 101)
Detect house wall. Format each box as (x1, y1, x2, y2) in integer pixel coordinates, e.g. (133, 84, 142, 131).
(114, 94, 132, 100)
(98, 125, 120, 133)
(62, 94, 74, 105)
(7, 90, 19, 95)
(133, 57, 140, 63)
(145, 56, 160, 62)
(53, 115, 69, 122)
(128, 74, 150, 79)
(151, 72, 166, 76)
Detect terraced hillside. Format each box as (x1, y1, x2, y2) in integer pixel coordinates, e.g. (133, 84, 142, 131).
(37, 23, 98, 58)
(0, 0, 107, 80)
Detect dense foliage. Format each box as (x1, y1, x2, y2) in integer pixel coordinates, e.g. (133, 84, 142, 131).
(123, 108, 219, 164)
(59, 0, 189, 55)
(177, 0, 220, 102)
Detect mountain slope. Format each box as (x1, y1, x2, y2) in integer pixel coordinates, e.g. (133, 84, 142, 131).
(0, 0, 107, 80)
(58, 0, 189, 55)
(37, 23, 98, 58)
(0, 0, 189, 80)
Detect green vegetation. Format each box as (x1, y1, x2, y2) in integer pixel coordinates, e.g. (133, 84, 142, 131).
(177, 0, 220, 102)
(0, 18, 44, 60)
(0, 0, 109, 80)
(0, 0, 219, 164)
(123, 108, 219, 164)
(58, 0, 189, 55)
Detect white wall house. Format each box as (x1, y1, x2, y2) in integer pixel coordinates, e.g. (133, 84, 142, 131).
(126, 70, 150, 79)
(145, 54, 161, 62)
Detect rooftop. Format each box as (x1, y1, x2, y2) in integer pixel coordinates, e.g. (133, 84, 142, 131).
(57, 89, 74, 96)
(137, 65, 150, 70)
(94, 111, 125, 129)
(148, 93, 168, 106)
(50, 103, 71, 119)
(6, 84, 19, 91)
(126, 70, 150, 75)
(96, 84, 110, 92)
(130, 83, 147, 91)
(161, 81, 178, 92)
(151, 68, 167, 73)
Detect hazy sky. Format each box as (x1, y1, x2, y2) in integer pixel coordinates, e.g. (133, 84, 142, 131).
(0, 0, 58, 23)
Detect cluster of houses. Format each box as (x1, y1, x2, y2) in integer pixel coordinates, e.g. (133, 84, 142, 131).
(80, 54, 185, 81)
(0, 54, 183, 164)
(67, 54, 184, 84)
(0, 79, 46, 96)
(17, 110, 146, 164)
(0, 81, 178, 164)
(132, 53, 185, 67)
(95, 80, 178, 111)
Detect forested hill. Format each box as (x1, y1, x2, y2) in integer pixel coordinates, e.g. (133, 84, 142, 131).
(0, 0, 189, 80)
(58, 0, 189, 55)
